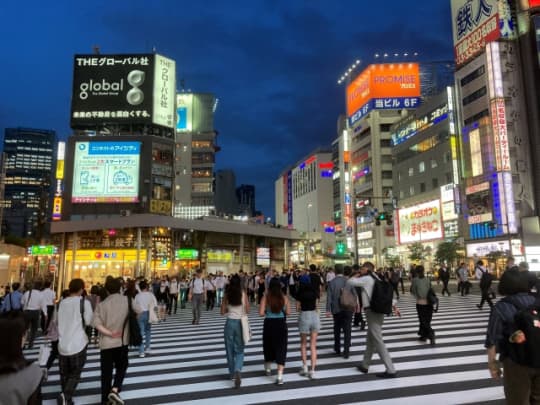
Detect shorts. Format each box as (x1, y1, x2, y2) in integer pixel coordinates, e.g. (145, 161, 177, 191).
(298, 310, 321, 334)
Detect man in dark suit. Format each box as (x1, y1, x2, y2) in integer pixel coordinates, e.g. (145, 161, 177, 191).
(325, 265, 357, 359)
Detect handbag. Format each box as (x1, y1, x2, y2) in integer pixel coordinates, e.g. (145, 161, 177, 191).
(38, 344, 51, 367)
(427, 287, 439, 312)
(123, 296, 142, 347)
(240, 294, 251, 345)
(149, 303, 159, 324)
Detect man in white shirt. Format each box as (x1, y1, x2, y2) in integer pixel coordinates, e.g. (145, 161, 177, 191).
(21, 281, 48, 349)
(348, 262, 397, 378)
(188, 269, 206, 324)
(57, 278, 93, 405)
(326, 268, 336, 286)
(41, 280, 56, 332)
(215, 272, 226, 306)
(168, 277, 179, 315)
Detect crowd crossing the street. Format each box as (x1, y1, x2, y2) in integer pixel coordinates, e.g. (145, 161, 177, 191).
(22, 288, 504, 404)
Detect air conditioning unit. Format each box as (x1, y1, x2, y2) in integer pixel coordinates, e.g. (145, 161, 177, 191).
(120, 210, 131, 217)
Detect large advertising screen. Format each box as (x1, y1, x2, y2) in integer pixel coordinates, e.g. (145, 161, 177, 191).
(71, 54, 176, 129)
(72, 141, 141, 203)
(346, 63, 421, 125)
(397, 199, 443, 244)
(176, 93, 193, 132)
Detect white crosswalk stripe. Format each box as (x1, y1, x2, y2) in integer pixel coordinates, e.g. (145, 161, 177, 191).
(26, 292, 504, 404)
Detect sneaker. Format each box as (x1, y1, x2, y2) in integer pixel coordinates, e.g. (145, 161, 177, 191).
(234, 371, 241, 388)
(308, 370, 317, 380)
(375, 371, 397, 378)
(299, 366, 308, 376)
(139, 353, 145, 358)
(265, 368, 272, 376)
(275, 376, 284, 385)
(108, 391, 125, 405)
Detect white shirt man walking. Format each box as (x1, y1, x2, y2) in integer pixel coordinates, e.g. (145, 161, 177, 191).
(189, 269, 206, 324)
(57, 278, 93, 405)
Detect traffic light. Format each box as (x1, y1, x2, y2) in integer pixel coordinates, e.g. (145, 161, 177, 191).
(375, 212, 392, 226)
(336, 242, 346, 255)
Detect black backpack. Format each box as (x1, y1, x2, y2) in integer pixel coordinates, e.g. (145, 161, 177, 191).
(479, 268, 493, 289)
(502, 297, 540, 368)
(369, 273, 393, 315)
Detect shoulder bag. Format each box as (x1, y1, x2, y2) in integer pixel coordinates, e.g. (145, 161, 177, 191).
(123, 296, 142, 347)
(240, 294, 251, 345)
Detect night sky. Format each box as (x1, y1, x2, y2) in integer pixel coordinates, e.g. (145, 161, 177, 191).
(0, 0, 454, 219)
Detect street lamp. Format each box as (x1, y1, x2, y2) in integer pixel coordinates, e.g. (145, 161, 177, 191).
(306, 203, 313, 265)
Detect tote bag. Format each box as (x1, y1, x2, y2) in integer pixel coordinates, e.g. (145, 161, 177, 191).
(240, 294, 251, 344)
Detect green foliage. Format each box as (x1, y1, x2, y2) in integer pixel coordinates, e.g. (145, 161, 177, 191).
(408, 242, 429, 262)
(435, 240, 461, 267)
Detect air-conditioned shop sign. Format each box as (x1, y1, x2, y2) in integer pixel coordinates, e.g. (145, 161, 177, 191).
(70, 54, 176, 129)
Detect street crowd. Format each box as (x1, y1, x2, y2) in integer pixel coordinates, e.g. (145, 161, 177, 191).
(1, 257, 540, 404)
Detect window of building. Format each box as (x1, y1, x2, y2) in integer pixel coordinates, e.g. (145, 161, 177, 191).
(432, 178, 439, 188)
(420, 182, 426, 192)
(399, 190, 405, 199)
(431, 159, 438, 168)
(380, 123, 392, 132)
(409, 167, 414, 176)
(419, 161, 425, 173)
(462, 86, 487, 107)
(409, 185, 415, 196)
(460, 65, 486, 87)
(446, 172, 452, 183)
(464, 109, 489, 126)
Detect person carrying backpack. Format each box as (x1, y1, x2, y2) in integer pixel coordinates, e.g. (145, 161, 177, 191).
(349, 261, 398, 378)
(476, 260, 494, 310)
(485, 269, 540, 403)
(326, 265, 357, 359)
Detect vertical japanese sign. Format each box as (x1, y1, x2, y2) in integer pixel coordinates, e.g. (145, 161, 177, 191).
(153, 54, 176, 129)
(451, 0, 500, 66)
(52, 141, 65, 221)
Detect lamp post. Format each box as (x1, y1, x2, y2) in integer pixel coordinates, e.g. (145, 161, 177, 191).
(306, 203, 312, 265)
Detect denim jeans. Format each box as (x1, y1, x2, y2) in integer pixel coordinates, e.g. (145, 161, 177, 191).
(224, 318, 244, 377)
(138, 311, 151, 354)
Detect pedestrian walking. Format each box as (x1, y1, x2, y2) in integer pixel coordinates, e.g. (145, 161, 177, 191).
(94, 276, 140, 405)
(411, 265, 436, 346)
(438, 264, 451, 296)
(41, 280, 56, 333)
(326, 265, 356, 359)
(296, 274, 320, 379)
(21, 281, 48, 349)
(206, 274, 217, 310)
(485, 269, 540, 403)
(188, 269, 206, 324)
(57, 278, 94, 405)
(215, 272, 227, 306)
(457, 263, 470, 296)
(0, 311, 45, 405)
(168, 277, 179, 315)
(134, 280, 157, 358)
(350, 262, 398, 378)
(1, 282, 23, 313)
(221, 274, 249, 388)
(259, 278, 290, 385)
(350, 265, 366, 330)
(179, 277, 189, 309)
(156, 277, 169, 322)
(476, 260, 494, 310)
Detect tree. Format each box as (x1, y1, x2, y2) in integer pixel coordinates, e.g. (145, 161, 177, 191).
(408, 242, 429, 262)
(435, 240, 461, 268)
(382, 246, 401, 268)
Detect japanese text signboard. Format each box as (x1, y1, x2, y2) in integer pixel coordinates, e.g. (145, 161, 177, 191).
(397, 200, 444, 244)
(71, 54, 176, 129)
(346, 63, 421, 125)
(451, 0, 500, 66)
(72, 141, 141, 203)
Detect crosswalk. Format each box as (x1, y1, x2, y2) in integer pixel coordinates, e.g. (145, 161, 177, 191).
(27, 292, 505, 404)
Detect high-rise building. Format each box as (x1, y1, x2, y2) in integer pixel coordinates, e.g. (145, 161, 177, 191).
(174, 93, 220, 219)
(1, 128, 57, 240)
(275, 149, 334, 265)
(450, 0, 536, 264)
(214, 169, 238, 216)
(237, 184, 256, 217)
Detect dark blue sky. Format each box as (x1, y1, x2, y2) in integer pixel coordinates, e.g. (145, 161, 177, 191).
(0, 0, 454, 219)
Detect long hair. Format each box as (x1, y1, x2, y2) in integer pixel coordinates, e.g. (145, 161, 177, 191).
(226, 274, 242, 306)
(0, 312, 29, 374)
(266, 278, 285, 313)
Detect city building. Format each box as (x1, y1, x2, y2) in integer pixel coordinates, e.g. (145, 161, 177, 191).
(1, 127, 57, 240)
(214, 169, 239, 216)
(391, 87, 462, 268)
(237, 184, 256, 218)
(275, 148, 334, 265)
(450, 0, 536, 267)
(174, 92, 220, 219)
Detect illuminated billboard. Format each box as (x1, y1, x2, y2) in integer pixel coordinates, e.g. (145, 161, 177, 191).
(72, 141, 141, 203)
(397, 200, 443, 244)
(451, 0, 515, 66)
(256, 247, 270, 266)
(347, 63, 421, 124)
(176, 93, 193, 132)
(71, 54, 176, 129)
